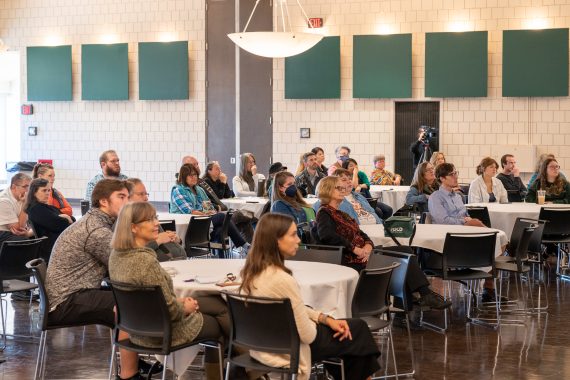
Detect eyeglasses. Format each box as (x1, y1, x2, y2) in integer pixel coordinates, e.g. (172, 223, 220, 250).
(334, 186, 347, 192)
(14, 184, 30, 189)
(548, 165, 561, 170)
(188, 174, 198, 178)
(133, 192, 150, 197)
(446, 171, 459, 177)
(425, 169, 435, 173)
(135, 214, 159, 224)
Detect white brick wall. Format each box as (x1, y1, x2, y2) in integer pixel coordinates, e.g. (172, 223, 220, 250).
(1, 0, 570, 199)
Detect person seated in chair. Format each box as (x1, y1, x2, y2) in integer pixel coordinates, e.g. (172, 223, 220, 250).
(496, 154, 527, 203)
(468, 157, 508, 204)
(294, 152, 326, 196)
(369, 154, 402, 186)
(271, 172, 315, 238)
(232, 153, 266, 197)
(0, 173, 34, 245)
(405, 162, 439, 213)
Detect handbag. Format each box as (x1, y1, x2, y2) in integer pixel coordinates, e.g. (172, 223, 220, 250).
(383, 216, 416, 246)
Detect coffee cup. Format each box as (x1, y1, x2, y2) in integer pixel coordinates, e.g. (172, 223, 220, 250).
(537, 190, 546, 205)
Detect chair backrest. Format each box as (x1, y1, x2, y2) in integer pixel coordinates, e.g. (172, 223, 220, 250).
(217, 210, 235, 249)
(26, 258, 49, 331)
(259, 201, 272, 218)
(184, 216, 212, 257)
(441, 232, 498, 278)
(509, 217, 545, 255)
(465, 206, 491, 228)
(159, 219, 176, 233)
(287, 244, 343, 265)
(225, 293, 300, 373)
(420, 212, 432, 224)
(107, 279, 173, 354)
(0, 237, 47, 279)
(368, 249, 412, 311)
(513, 227, 535, 272)
(351, 263, 399, 318)
(366, 198, 379, 209)
(538, 207, 570, 237)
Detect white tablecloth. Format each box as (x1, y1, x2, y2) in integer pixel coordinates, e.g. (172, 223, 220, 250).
(467, 202, 570, 239)
(369, 185, 410, 212)
(161, 259, 359, 318)
(221, 197, 319, 218)
(360, 223, 508, 256)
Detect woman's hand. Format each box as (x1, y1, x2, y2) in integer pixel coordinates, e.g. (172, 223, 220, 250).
(183, 297, 199, 315)
(394, 175, 402, 186)
(327, 318, 352, 341)
(156, 231, 179, 245)
(219, 173, 227, 183)
(251, 165, 258, 175)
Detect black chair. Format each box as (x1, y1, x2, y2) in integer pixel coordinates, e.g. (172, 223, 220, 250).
(425, 232, 499, 330)
(366, 198, 379, 209)
(367, 249, 415, 378)
(465, 206, 491, 228)
(0, 237, 47, 349)
(159, 219, 176, 233)
(259, 201, 272, 218)
(419, 212, 432, 224)
(496, 226, 535, 314)
(210, 211, 235, 258)
(107, 279, 223, 380)
(351, 263, 400, 379)
(26, 258, 112, 380)
(538, 207, 570, 280)
(224, 293, 300, 380)
(184, 216, 213, 258)
(287, 244, 343, 265)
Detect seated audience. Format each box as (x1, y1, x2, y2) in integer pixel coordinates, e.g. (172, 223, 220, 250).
(294, 152, 326, 196)
(312, 169, 382, 225)
(239, 213, 381, 380)
(126, 178, 185, 261)
(25, 178, 73, 261)
(0, 173, 33, 244)
(46, 179, 143, 379)
(170, 164, 250, 253)
(110, 202, 230, 379)
(369, 154, 402, 186)
(86, 150, 128, 202)
(232, 153, 266, 197)
(316, 177, 450, 309)
(406, 162, 439, 213)
(342, 158, 371, 198)
(429, 151, 446, 167)
(266, 162, 287, 199)
(311, 146, 328, 174)
(271, 172, 314, 233)
(33, 163, 73, 217)
(182, 155, 227, 211)
(468, 157, 508, 204)
(496, 154, 527, 202)
(428, 163, 486, 226)
(526, 157, 570, 204)
(328, 145, 351, 175)
(202, 161, 234, 200)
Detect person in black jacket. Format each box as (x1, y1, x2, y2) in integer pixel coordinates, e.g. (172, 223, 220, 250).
(410, 127, 437, 170)
(202, 161, 234, 200)
(25, 178, 73, 262)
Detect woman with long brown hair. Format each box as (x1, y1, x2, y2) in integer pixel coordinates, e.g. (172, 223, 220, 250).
(468, 157, 508, 203)
(232, 153, 266, 197)
(239, 213, 380, 380)
(32, 163, 74, 217)
(526, 157, 570, 203)
(406, 161, 438, 212)
(270, 171, 314, 230)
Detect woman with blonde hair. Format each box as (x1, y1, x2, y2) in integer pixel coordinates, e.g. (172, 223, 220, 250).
(232, 153, 266, 197)
(429, 151, 446, 168)
(239, 213, 380, 380)
(109, 202, 230, 379)
(468, 157, 508, 204)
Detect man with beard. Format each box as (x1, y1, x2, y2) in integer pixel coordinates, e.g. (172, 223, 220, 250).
(295, 152, 326, 196)
(85, 150, 128, 202)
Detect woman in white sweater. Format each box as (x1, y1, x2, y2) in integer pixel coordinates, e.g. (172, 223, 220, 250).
(239, 213, 380, 380)
(468, 157, 509, 204)
(232, 153, 266, 197)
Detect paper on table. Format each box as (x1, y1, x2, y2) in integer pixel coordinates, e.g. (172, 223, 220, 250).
(195, 276, 220, 284)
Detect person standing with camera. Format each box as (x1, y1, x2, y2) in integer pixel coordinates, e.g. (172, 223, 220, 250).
(410, 126, 437, 171)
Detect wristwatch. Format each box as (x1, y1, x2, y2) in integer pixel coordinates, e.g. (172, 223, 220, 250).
(319, 313, 332, 325)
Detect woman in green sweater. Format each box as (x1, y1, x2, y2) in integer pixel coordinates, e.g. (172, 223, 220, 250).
(526, 157, 570, 204)
(109, 202, 229, 380)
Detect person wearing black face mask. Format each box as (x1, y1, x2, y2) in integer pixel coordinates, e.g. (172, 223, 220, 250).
(271, 172, 315, 237)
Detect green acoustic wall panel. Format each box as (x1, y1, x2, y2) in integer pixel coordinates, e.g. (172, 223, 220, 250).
(27, 45, 72, 101)
(285, 36, 340, 99)
(503, 28, 568, 97)
(82, 43, 129, 100)
(425, 31, 488, 98)
(138, 41, 189, 100)
(353, 34, 412, 98)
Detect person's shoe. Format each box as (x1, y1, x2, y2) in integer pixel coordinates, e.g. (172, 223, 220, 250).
(116, 373, 145, 380)
(138, 358, 163, 375)
(481, 288, 509, 304)
(392, 315, 425, 331)
(417, 291, 452, 310)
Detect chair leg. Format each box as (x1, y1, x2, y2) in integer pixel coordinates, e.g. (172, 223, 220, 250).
(162, 354, 169, 380)
(40, 330, 49, 380)
(0, 298, 6, 351)
(34, 331, 46, 380)
(108, 343, 117, 380)
(224, 362, 231, 380)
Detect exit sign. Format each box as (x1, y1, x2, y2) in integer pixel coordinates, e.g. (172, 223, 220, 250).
(308, 18, 323, 28)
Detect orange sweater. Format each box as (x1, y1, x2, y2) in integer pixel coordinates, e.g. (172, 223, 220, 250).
(48, 189, 73, 216)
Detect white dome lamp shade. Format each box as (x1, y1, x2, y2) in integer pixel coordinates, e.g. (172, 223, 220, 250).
(228, 0, 323, 59)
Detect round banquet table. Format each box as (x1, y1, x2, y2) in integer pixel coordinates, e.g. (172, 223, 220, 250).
(221, 196, 319, 218)
(161, 259, 359, 318)
(360, 223, 508, 257)
(369, 185, 410, 212)
(468, 202, 570, 239)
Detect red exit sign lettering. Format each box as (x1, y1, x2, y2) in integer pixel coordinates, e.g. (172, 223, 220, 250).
(308, 18, 323, 28)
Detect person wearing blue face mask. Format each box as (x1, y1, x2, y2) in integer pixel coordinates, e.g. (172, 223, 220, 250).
(271, 172, 316, 237)
(327, 145, 352, 175)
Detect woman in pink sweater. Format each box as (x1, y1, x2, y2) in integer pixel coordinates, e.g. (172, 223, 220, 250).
(239, 213, 380, 380)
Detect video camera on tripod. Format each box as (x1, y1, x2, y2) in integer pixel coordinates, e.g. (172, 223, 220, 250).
(420, 125, 437, 145)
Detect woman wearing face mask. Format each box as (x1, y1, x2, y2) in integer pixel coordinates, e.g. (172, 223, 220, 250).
(271, 172, 315, 236)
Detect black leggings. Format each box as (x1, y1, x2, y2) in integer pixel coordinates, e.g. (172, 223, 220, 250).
(310, 319, 380, 380)
(193, 295, 230, 363)
(210, 212, 246, 247)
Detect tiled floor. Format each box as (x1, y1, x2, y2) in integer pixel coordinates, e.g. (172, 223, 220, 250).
(0, 263, 567, 379)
